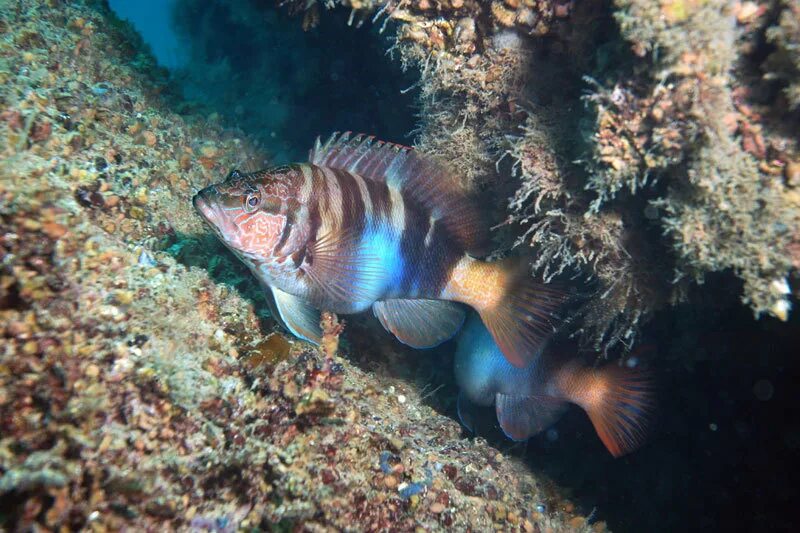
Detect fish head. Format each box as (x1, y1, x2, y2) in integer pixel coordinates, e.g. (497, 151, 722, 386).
(193, 166, 308, 265)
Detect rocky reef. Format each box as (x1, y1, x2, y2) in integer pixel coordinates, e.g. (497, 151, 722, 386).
(0, 0, 600, 530)
(2, 0, 799, 530)
(282, 0, 799, 351)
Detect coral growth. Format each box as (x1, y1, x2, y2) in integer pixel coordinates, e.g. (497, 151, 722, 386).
(602, 0, 797, 321)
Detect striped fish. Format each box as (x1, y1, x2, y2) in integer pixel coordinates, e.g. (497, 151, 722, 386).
(455, 314, 652, 457)
(193, 132, 564, 367)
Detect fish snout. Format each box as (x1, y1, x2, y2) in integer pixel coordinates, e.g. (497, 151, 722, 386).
(193, 187, 237, 239)
(192, 189, 211, 219)
(193, 188, 221, 224)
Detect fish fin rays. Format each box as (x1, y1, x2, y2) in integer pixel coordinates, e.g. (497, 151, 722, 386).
(309, 132, 490, 256)
(372, 299, 466, 349)
(478, 260, 567, 368)
(310, 132, 400, 181)
(303, 226, 385, 307)
(268, 286, 323, 344)
(564, 365, 653, 457)
(495, 393, 568, 442)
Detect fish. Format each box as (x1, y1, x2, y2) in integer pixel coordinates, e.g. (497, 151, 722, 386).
(193, 132, 565, 367)
(455, 313, 652, 457)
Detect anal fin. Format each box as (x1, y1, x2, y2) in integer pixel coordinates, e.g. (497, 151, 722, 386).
(268, 286, 323, 344)
(495, 393, 568, 442)
(373, 299, 466, 349)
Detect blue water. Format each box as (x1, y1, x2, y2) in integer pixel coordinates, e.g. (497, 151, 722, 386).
(108, 0, 188, 69)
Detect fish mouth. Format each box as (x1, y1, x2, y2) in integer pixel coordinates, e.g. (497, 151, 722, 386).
(193, 190, 239, 240)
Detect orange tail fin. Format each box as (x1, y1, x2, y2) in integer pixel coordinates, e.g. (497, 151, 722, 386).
(560, 364, 653, 458)
(476, 259, 566, 368)
(445, 257, 567, 368)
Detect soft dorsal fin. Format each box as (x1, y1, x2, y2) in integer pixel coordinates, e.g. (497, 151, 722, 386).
(309, 132, 490, 257)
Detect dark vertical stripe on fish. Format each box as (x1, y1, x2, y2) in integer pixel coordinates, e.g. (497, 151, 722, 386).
(307, 197, 322, 261)
(310, 165, 330, 219)
(334, 169, 366, 234)
(274, 199, 297, 255)
(363, 176, 392, 225)
(398, 200, 430, 295)
(291, 246, 306, 268)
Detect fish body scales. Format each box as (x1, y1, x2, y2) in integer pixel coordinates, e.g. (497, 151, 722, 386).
(298, 163, 465, 312)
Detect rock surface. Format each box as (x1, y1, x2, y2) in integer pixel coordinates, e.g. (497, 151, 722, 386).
(0, 1, 596, 530)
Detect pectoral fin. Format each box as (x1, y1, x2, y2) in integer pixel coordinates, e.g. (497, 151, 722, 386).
(268, 286, 323, 344)
(302, 227, 384, 307)
(495, 393, 568, 442)
(373, 299, 466, 349)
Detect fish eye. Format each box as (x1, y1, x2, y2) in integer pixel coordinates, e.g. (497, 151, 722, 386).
(227, 169, 243, 180)
(244, 193, 261, 211)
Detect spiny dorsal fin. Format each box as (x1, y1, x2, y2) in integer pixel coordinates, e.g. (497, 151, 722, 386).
(309, 132, 490, 256)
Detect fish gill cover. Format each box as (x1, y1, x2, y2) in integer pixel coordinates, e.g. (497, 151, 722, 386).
(0, 0, 798, 532)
